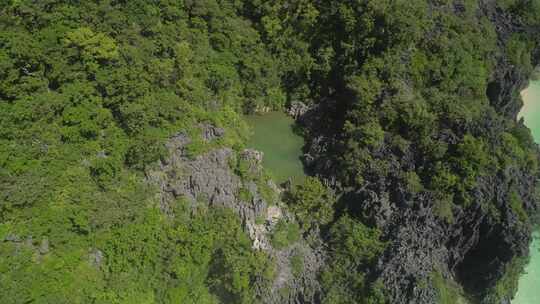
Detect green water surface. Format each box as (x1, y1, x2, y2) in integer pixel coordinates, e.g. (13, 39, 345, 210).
(513, 81, 540, 304)
(245, 112, 306, 185)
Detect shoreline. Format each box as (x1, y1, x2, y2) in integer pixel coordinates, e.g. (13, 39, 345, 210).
(513, 81, 540, 304)
(513, 231, 540, 304)
(518, 81, 540, 142)
(518, 86, 532, 120)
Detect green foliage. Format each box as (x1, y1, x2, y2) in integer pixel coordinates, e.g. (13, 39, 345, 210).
(231, 150, 278, 204)
(0, 203, 273, 304)
(344, 119, 385, 150)
(64, 27, 119, 61)
(275, 0, 538, 300)
(431, 270, 464, 304)
(507, 34, 534, 73)
(256, 174, 279, 205)
(454, 135, 490, 187)
(290, 252, 304, 278)
(321, 215, 387, 304)
(0, 1, 283, 302)
(434, 197, 455, 224)
(1, 1, 539, 303)
(509, 188, 528, 222)
(270, 219, 301, 250)
(483, 256, 528, 304)
(401, 171, 423, 194)
(237, 187, 253, 202)
(285, 177, 335, 230)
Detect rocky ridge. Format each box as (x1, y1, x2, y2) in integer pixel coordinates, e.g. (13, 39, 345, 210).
(294, 2, 540, 304)
(145, 125, 324, 304)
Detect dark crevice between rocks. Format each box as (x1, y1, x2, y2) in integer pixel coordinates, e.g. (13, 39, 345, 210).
(486, 81, 502, 106)
(455, 222, 511, 300)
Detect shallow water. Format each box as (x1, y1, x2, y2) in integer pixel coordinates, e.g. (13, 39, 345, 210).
(514, 231, 540, 304)
(513, 81, 540, 304)
(245, 112, 306, 185)
(519, 81, 540, 142)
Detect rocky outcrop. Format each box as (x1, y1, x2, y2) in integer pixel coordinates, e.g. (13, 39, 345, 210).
(145, 125, 324, 304)
(480, 0, 531, 118)
(200, 123, 225, 142)
(3, 234, 52, 261)
(294, 5, 540, 302)
(287, 102, 310, 119)
(376, 200, 449, 303)
(300, 104, 536, 304)
(89, 248, 104, 268)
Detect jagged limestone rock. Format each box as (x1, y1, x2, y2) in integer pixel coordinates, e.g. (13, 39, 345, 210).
(146, 128, 324, 304)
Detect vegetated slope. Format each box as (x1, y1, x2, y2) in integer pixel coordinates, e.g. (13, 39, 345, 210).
(1, 1, 540, 304)
(261, 1, 540, 303)
(0, 1, 289, 303)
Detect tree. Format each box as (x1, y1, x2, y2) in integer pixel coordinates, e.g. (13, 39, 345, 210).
(286, 177, 335, 230)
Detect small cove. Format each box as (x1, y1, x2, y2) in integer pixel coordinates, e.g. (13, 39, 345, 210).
(244, 112, 306, 185)
(513, 81, 540, 304)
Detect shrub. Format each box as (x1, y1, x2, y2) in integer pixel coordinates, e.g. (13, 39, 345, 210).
(271, 220, 301, 249)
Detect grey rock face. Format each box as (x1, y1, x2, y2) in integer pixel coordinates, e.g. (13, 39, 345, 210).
(480, 0, 540, 118)
(4, 235, 52, 259)
(200, 123, 225, 142)
(288, 102, 310, 119)
(38, 238, 49, 255)
(146, 129, 324, 304)
(300, 104, 536, 304)
(4, 234, 22, 242)
(89, 248, 104, 268)
(295, 5, 540, 301)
